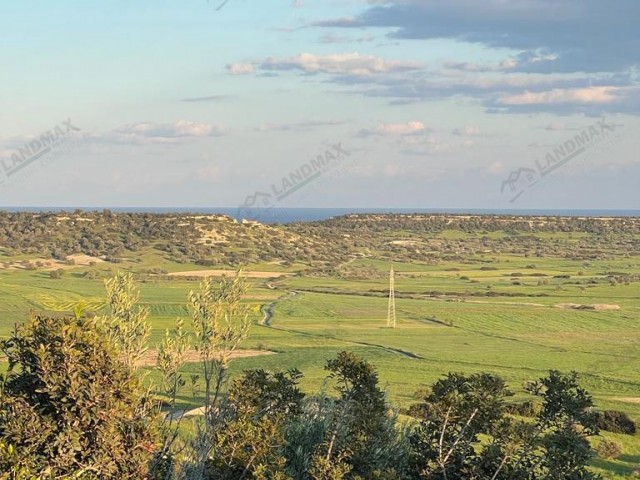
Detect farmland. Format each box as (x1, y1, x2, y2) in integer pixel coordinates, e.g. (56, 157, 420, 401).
(1, 212, 640, 477)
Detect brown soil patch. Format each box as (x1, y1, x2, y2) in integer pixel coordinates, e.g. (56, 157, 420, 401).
(555, 303, 620, 311)
(1, 349, 275, 367)
(136, 348, 275, 367)
(613, 397, 640, 404)
(0, 254, 103, 271)
(1, 260, 59, 271)
(466, 300, 546, 307)
(167, 270, 293, 279)
(166, 407, 207, 420)
(66, 254, 105, 266)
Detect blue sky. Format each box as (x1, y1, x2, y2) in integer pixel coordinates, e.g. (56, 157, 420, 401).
(1, 0, 638, 209)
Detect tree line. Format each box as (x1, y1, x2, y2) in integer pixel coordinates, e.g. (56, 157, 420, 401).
(2, 211, 639, 271)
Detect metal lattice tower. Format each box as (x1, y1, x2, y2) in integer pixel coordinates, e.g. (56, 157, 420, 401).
(387, 267, 396, 328)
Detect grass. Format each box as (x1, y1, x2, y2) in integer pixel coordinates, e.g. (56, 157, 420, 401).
(1, 228, 640, 477)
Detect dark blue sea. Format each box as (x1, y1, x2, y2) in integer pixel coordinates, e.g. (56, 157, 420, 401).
(2, 207, 640, 224)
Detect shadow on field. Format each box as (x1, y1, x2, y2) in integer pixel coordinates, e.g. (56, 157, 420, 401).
(591, 454, 640, 476)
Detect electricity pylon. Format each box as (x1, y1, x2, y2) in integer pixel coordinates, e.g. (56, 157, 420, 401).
(387, 266, 396, 328)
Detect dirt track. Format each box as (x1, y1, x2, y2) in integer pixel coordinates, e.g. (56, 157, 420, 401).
(136, 348, 275, 367)
(555, 303, 620, 311)
(167, 270, 293, 279)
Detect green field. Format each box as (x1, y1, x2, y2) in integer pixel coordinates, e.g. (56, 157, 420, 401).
(2, 217, 640, 478)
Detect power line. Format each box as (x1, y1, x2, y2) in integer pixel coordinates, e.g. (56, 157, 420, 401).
(387, 266, 396, 328)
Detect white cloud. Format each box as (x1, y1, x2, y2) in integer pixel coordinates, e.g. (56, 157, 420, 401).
(443, 59, 516, 73)
(359, 121, 428, 137)
(227, 63, 255, 75)
(92, 120, 227, 145)
(255, 120, 347, 132)
(499, 86, 620, 106)
(259, 53, 423, 76)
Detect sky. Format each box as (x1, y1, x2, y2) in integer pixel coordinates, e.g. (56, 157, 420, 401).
(0, 0, 639, 210)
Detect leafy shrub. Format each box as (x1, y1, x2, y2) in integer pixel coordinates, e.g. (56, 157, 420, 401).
(408, 370, 601, 480)
(593, 410, 637, 435)
(0, 441, 34, 480)
(49, 268, 65, 279)
(0, 315, 159, 479)
(205, 369, 304, 479)
(323, 351, 409, 478)
(195, 259, 216, 266)
(596, 438, 623, 459)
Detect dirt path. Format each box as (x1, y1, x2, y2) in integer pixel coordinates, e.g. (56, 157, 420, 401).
(167, 270, 294, 279)
(555, 303, 620, 310)
(136, 348, 275, 367)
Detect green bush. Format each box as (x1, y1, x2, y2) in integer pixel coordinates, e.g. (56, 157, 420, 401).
(593, 410, 636, 435)
(205, 369, 304, 479)
(49, 268, 64, 279)
(408, 370, 601, 480)
(0, 315, 159, 479)
(0, 441, 34, 480)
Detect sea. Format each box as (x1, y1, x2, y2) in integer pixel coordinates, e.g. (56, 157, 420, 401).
(1, 207, 640, 224)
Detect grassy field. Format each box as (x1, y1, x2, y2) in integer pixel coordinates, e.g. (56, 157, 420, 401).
(1, 225, 640, 478)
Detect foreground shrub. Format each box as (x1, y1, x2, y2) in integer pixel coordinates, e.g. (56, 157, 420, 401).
(198, 352, 410, 480)
(0, 315, 158, 479)
(407, 370, 601, 480)
(319, 351, 410, 479)
(205, 369, 304, 479)
(408, 372, 514, 478)
(0, 441, 34, 480)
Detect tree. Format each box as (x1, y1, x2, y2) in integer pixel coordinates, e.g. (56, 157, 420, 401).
(407, 371, 601, 480)
(206, 369, 304, 479)
(180, 273, 253, 479)
(523, 370, 601, 480)
(153, 318, 191, 479)
(408, 372, 513, 479)
(312, 351, 409, 479)
(103, 272, 151, 369)
(189, 273, 252, 414)
(0, 315, 158, 478)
